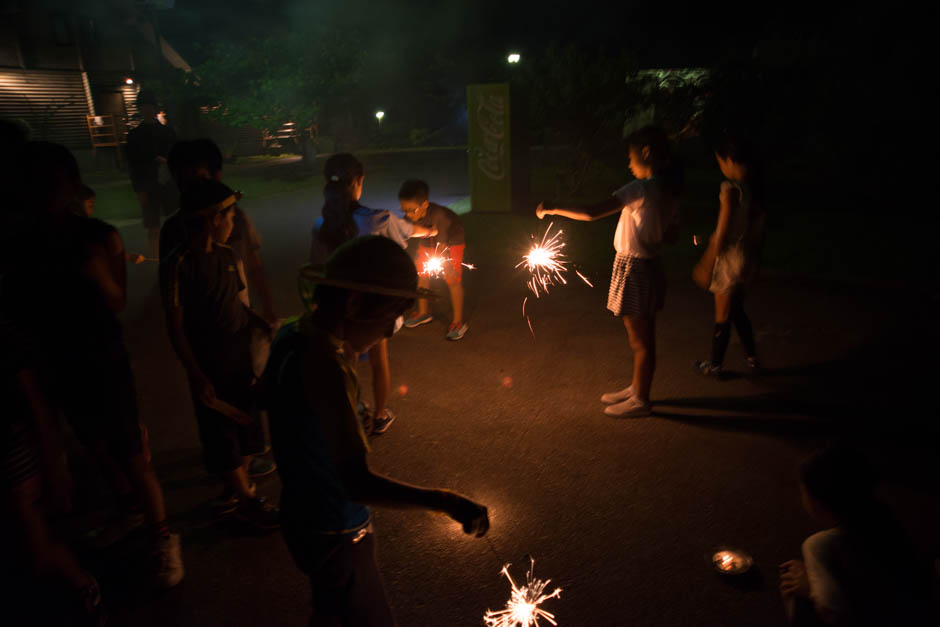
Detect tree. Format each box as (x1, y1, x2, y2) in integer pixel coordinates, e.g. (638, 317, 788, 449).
(183, 28, 366, 158)
(517, 44, 643, 197)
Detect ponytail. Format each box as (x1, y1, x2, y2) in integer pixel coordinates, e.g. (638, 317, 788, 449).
(317, 153, 364, 253)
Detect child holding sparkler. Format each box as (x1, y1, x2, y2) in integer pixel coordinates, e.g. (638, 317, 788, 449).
(311, 154, 436, 435)
(398, 179, 469, 340)
(266, 235, 489, 625)
(536, 126, 681, 418)
(161, 179, 279, 529)
(692, 133, 765, 377)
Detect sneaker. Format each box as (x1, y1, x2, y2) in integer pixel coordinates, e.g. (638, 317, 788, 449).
(694, 360, 724, 378)
(745, 356, 762, 373)
(153, 533, 184, 588)
(371, 409, 396, 435)
(604, 396, 652, 418)
(248, 456, 277, 478)
(85, 511, 146, 549)
(234, 496, 280, 530)
(404, 312, 433, 328)
(446, 322, 469, 341)
(212, 482, 256, 517)
(601, 385, 634, 404)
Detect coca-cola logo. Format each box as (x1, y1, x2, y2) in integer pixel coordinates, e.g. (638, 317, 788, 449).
(476, 94, 505, 181)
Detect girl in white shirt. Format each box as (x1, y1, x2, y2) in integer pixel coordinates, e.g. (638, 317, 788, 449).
(537, 126, 681, 418)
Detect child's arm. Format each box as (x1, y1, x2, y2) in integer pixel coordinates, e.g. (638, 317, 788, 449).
(165, 307, 216, 406)
(536, 196, 623, 222)
(711, 181, 737, 251)
(245, 249, 277, 324)
(337, 457, 489, 536)
(81, 241, 126, 313)
(235, 259, 250, 308)
(410, 224, 438, 238)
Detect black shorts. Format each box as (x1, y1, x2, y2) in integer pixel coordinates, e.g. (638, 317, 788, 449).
(140, 183, 179, 229)
(191, 370, 264, 474)
(57, 342, 143, 460)
(282, 526, 394, 626)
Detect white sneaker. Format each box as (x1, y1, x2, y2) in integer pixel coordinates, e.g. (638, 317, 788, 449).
(601, 385, 634, 404)
(604, 396, 652, 418)
(153, 533, 184, 588)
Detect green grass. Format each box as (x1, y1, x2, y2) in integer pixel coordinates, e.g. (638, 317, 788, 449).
(88, 164, 318, 222)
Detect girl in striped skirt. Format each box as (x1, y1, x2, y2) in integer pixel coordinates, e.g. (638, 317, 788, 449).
(536, 126, 682, 417)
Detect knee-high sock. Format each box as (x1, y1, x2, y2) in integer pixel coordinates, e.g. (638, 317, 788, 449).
(732, 301, 756, 358)
(711, 321, 732, 366)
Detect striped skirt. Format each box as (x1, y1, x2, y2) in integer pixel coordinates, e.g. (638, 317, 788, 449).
(607, 253, 667, 318)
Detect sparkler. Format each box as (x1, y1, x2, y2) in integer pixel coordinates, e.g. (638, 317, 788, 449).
(516, 223, 568, 298)
(484, 556, 562, 627)
(517, 222, 591, 298)
(419, 245, 476, 278)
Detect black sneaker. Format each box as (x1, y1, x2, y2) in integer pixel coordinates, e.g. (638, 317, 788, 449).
(234, 496, 280, 530)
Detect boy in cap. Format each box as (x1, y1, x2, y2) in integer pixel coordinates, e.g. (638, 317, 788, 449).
(265, 235, 488, 625)
(160, 179, 278, 528)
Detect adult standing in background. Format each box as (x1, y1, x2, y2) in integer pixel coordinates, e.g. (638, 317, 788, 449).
(126, 89, 178, 259)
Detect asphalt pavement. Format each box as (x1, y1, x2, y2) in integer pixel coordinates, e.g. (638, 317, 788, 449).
(24, 149, 938, 626)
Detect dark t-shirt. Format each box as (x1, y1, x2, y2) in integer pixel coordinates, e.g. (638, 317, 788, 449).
(160, 242, 250, 367)
(266, 315, 371, 536)
(160, 208, 262, 269)
(125, 121, 176, 191)
(2, 214, 121, 348)
(416, 202, 465, 248)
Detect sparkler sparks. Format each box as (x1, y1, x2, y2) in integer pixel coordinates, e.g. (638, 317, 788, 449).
(484, 556, 562, 627)
(420, 245, 450, 278)
(516, 223, 591, 298)
(419, 246, 476, 277)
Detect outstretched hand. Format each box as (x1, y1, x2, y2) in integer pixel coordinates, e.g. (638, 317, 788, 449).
(441, 490, 489, 537)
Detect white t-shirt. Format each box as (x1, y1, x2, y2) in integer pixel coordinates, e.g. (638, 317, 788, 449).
(612, 178, 679, 258)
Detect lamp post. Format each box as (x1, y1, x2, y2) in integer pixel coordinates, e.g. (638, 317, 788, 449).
(375, 110, 385, 122)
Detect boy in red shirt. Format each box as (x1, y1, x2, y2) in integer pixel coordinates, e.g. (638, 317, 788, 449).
(398, 180, 469, 340)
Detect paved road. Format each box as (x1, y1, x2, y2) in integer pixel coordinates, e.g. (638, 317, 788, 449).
(34, 150, 939, 626)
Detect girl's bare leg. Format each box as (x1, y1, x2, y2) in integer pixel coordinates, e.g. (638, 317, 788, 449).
(623, 315, 656, 403)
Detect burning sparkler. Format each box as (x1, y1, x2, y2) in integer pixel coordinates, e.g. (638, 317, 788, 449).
(516, 223, 567, 298)
(484, 556, 562, 627)
(419, 245, 476, 278)
(517, 223, 591, 298)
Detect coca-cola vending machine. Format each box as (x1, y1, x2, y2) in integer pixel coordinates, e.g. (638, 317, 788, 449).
(466, 83, 528, 213)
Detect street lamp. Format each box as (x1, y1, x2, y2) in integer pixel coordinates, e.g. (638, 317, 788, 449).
(507, 53, 521, 64)
(375, 110, 385, 122)
(125, 77, 134, 85)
